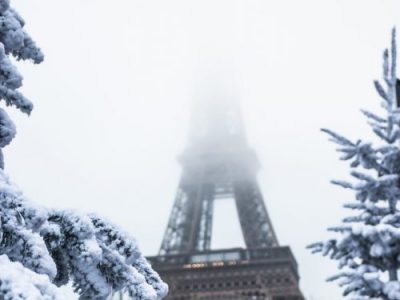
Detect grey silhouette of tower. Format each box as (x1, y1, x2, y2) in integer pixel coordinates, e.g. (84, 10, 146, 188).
(148, 80, 304, 300)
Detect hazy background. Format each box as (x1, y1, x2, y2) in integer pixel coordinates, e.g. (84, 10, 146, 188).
(6, 0, 400, 299)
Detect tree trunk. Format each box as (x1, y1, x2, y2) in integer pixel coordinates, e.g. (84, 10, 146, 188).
(389, 268, 398, 281)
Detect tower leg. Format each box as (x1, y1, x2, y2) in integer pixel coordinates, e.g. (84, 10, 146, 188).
(234, 179, 278, 248)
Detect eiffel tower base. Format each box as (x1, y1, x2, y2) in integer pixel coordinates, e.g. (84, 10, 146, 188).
(147, 247, 304, 300)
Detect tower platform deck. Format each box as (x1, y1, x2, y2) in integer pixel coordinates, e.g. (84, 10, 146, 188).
(147, 247, 304, 300)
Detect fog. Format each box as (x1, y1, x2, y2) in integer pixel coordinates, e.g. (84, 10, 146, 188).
(6, 0, 400, 299)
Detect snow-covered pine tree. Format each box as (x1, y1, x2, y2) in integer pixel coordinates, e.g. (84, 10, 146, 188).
(308, 28, 400, 300)
(0, 1, 168, 299)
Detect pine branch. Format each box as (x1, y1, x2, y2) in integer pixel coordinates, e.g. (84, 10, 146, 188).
(361, 109, 387, 123)
(321, 128, 355, 146)
(374, 80, 389, 102)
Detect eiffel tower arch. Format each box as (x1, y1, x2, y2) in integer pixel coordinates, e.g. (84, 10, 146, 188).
(148, 89, 304, 300)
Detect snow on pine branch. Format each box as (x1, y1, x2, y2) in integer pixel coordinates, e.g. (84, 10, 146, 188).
(309, 28, 400, 300)
(0, 0, 168, 298)
(0, 169, 168, 299)
(321, 128, 386, 173)
(0, 0, 45, 168)
(0, 255, 63, 300)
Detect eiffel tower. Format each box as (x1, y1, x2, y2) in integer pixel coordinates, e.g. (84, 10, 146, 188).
(148, 88, 304, 300)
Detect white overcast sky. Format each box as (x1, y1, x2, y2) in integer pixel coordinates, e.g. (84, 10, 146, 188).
(6, 0, 400, 299)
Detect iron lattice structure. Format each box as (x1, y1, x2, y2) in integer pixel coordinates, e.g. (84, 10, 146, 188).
(149, 95, 304, 300)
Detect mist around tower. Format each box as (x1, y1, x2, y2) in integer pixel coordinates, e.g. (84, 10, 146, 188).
(0, 1, 399, 300)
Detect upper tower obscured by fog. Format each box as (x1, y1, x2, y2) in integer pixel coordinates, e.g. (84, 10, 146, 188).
(187, 67, 248, 152)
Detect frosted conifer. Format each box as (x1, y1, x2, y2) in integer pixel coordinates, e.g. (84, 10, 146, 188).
(0, 1, 167, 299)
(309, 28, 400, 300)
